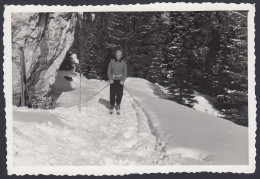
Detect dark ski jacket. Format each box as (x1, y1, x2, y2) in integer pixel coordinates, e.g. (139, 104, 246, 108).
(107, 59, 127, 81)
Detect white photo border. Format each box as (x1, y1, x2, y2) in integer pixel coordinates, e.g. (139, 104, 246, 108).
(3, 3, 256, 175)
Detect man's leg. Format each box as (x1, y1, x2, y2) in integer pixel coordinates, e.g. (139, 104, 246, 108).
(110, 83, 116, 107)
(116, 82, 124, 106)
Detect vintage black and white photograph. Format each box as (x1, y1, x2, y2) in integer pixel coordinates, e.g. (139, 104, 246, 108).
(4, 3, 256, 175)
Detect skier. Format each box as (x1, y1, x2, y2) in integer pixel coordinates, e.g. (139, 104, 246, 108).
(107, 49, 127, 114)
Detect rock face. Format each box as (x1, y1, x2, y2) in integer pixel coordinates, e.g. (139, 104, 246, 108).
(12, 13, 76, 108)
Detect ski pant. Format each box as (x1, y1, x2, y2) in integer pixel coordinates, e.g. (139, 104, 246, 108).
(110, 80, 123, 107)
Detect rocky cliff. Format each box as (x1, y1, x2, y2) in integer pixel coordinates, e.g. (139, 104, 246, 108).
(12, 13, 76, 108)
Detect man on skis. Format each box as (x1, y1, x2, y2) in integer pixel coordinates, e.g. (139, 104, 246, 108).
(107, 49, 127, 114)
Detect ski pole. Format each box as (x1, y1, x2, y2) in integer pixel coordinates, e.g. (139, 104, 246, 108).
(81, 83, 110, 106)
(123, 86, 143, 109)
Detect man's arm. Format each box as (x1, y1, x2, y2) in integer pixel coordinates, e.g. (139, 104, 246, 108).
(107, 61, 112, 80)
(122, 61, 127, 82)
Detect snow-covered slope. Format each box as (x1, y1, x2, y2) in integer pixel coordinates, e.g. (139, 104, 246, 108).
(126, 78, 248, 165)
(152, 83, 224, 118)
(13, 71, 248, 166)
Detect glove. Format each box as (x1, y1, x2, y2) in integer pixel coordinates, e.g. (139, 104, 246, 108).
(120, 81, 124, 86)
(110, 80, 114, 84)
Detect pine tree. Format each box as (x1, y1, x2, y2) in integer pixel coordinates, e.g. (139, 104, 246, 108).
(73, 12, 105, 79)
(164, 12, 200, 107)
(214, 11, 248, 126)
(72, 13, 88, 75)
(124, 12, 166, 81)
(145, 13, 168, 83)
(93, 13, 109, 80)
(59, 51, 75, 71)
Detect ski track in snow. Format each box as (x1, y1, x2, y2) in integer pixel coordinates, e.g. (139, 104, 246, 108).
(13, 86, 182, 166)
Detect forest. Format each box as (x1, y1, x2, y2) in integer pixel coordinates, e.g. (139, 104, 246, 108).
(60, 11, 248, 126)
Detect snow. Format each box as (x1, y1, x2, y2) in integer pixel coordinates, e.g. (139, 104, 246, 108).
(152, 83, 224, 118)
(193, 92, 224, 118)
(13, 71, 248, 166)
(91, 13, 95, 21)
(125, 78, 248, 165)
(71, 54, 79, 64)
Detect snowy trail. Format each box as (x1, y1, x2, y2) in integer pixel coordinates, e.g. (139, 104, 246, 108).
(13, 84, 169, 166)
(13, 72, 248, 166)
(52, 87, 165, 165)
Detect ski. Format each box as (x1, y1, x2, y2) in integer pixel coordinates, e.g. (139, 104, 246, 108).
(109, 108, 114, 114)
(109, 106, 121, 115)
(109, 109, 120, 115)
(116, 108, 120, 115)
